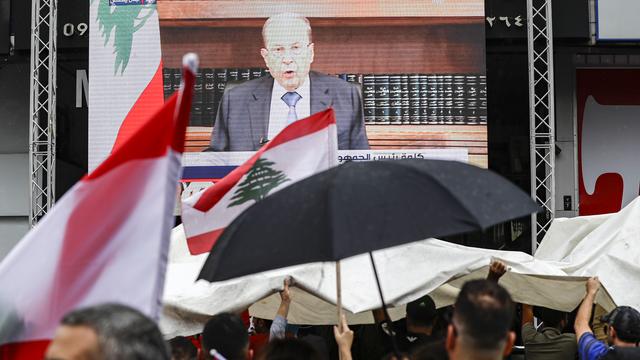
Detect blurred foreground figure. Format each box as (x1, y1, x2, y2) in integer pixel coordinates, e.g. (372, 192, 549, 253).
(169, 336, 198, 360)
(44, 303, 170, 360)
(201, 312, 251, 360)
(445, 279, 516, 360)
(256, 338, 322, 360)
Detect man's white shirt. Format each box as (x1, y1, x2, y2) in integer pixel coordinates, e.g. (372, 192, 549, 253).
(267, 76, 311, 140)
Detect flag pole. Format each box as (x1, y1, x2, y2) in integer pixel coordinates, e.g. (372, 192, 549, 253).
(336, 260, 343, 331)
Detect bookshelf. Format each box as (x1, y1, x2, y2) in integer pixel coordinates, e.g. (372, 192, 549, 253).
(158, 0, 487, 166)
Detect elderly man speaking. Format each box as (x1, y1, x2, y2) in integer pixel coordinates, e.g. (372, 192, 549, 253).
(209, 13, 369, 151)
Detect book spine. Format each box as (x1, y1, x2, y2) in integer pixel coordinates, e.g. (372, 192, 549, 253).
(228, 68, 240, 82)
(214, 68, 229, 127)
(419, 74, 429, 124)
(443, 75, 454, 124)
(453, 75, 466, 124)
(436, 75, 445, 124)
(250, 67, 264, 80)
(401, 74, 410, 124)
(479, 75, 487, 124)
(163, 68, 174, 100)
(172, 69, 182, 102)
(240, 68, 251, 82)
(427, 75, 438, 124)
(389, 75, 402, 124)
(465, 75, 479, 124)
(204, 68, 216, 127)
(375, 75, 390, 124)
(362, 74, 376, 124)
(409, 74, 420, 124)
(191, 69, 204, 126)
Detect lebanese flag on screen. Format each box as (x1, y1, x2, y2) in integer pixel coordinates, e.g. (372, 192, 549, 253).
(181, 109, 338, 255)
(89, 0, 164, 171)
(0, 56, 196, 360)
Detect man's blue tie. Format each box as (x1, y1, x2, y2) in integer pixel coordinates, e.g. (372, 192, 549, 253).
(281, 91, 302, 125)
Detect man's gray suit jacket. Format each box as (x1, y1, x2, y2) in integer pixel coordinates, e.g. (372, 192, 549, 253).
(208, 71, 369, 151)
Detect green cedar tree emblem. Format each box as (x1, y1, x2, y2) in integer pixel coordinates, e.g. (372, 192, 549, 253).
(228, 158, 290, 207)
(92, 0, 156, 75)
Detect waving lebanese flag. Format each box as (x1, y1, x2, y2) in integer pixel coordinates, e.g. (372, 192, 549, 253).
(182, 109, 338, 255)
(0, 55, 196, 359)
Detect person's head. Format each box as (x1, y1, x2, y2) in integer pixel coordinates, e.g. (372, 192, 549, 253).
(201, 313, 250, 360)
(256, 338, 321, 360)
(250, 316, 273, 334)
(601, 306, 640, 347)
(406, 295, 438, 334)
(44, 303, 170, 360)
(169, 336, 198, 360)
(260, 13, 314, 92)
(533, 306, 568, 330)
(446, 280, 515, 360)
(410, 340, 448, 360)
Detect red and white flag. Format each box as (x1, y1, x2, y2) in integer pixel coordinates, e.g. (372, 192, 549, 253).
(182, 109, 338, 255)
(89, 0, 164, 170)
(0, 55, 197, 359)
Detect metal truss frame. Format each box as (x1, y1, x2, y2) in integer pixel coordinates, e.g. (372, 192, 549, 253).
(27, 0, 557, 244)
(29, 0, 57, 226)
(527, 0, 556, 252)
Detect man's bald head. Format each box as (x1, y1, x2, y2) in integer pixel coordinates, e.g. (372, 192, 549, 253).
(260, 13, 315, 91)
(262, 13, 312, 47)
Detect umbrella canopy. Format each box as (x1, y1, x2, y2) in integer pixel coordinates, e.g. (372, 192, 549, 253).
(199, 159, 539, 282)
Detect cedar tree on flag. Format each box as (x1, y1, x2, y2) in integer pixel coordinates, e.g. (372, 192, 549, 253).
(181, 109, 339, 255)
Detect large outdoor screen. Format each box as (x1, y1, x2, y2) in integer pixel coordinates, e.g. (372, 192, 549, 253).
(89, 0, 487, 178)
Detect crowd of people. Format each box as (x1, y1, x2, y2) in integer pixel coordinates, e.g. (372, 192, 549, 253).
(44, 261, 640, 360)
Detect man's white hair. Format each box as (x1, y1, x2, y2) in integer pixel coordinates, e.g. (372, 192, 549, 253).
(262, 13, 312, 46)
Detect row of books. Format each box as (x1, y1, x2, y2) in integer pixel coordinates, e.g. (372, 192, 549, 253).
(163, 68, 268, 127)
(350, 74, 486, 125)
(162, 68, 487, 126)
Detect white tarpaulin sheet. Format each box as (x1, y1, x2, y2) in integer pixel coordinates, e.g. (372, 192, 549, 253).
(160, 197, 640, 338)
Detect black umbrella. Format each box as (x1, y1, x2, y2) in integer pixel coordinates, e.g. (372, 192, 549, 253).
(198, 158, 538, 282)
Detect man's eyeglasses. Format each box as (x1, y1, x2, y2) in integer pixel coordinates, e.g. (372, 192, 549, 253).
(268, 43, 310, 57)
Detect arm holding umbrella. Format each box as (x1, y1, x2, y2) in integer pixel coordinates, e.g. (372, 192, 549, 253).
(334, 314, 354, 360)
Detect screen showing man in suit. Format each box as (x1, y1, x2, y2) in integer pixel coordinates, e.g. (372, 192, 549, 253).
(156, 1, 488, 169)
(209, 13, 370, 151)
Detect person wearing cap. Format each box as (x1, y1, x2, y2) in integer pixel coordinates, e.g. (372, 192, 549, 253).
(371, 293, 442, 355)
(575, 277, 640, 360)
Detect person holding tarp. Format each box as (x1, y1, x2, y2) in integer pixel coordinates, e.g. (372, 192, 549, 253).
(488, 260, 578, 360)
(575, 277, 640, 360)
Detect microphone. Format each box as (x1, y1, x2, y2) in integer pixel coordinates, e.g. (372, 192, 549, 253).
(259, 137, 270, 145)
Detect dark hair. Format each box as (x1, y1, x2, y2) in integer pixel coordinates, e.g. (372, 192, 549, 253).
(201, 313, 248, 360)
(533, 306, 566, 329)
(257, 338, 322, 360)
(60, 303, 170, 360)
(410, 340, 448, 360)
(601, 306, 640, 343)
(406, 295, 437, 328)
(453, 279, 514, 351)
(169, 336, 198, 360)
